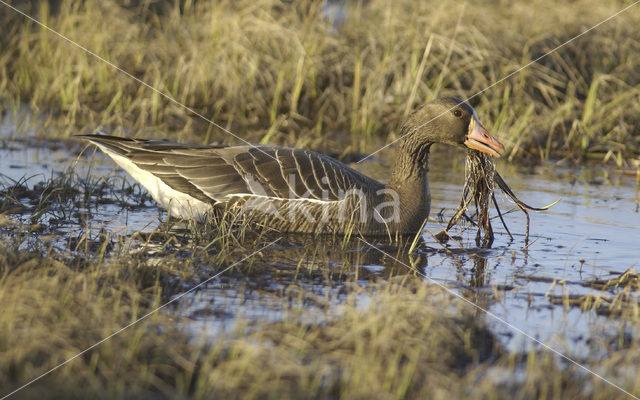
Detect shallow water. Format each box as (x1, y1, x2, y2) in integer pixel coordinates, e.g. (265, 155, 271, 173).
(1, 117, 639, 356)
(356, 148, 640, 352)
(425, 155, 640, 353)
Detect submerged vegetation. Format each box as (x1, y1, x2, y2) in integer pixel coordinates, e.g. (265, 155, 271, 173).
(1, 0, 639, 164)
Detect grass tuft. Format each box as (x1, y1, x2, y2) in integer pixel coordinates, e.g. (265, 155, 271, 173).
(0, 0, 639, 162)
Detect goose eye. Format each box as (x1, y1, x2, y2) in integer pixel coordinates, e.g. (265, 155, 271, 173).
(453, 109, 462, 118)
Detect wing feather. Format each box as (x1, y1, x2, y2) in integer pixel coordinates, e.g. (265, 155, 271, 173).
(81, 135, 384, 206)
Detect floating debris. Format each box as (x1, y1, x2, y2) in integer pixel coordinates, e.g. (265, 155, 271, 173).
(543, 268, 640, 317)
(547, 291, 640, 317)
(584, 268, 640, 292)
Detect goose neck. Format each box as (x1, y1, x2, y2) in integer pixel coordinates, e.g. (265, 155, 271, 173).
(389, 138, 432, 185)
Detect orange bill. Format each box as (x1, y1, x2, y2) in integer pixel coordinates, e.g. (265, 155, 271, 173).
(463, 116, 505, 157)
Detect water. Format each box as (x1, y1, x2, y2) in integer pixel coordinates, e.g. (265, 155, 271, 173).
(0, 109, 160, 242)
(1, 116, 639, 355)
(426, 156, 640, 353)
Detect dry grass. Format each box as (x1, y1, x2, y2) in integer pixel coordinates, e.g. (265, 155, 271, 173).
(0, 165, 638, 399)
(1, 227, 639, 398)
(540, 268, 640, 318)
(2, 1, 640, 398)
(1, 0, 639, 163)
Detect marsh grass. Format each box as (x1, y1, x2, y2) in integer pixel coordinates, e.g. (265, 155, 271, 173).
(2, 230, 640, 398)
(1, 155, 640, 398)
(1, 231, 490, 399)
(2, 1, 640, 395)
(540, 268, 640, 318)
(1, 0, 639, 163)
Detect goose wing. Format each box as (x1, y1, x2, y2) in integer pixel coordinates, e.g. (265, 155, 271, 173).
(80, 135, 383, 204)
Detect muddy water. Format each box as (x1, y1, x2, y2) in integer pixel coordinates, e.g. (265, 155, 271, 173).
(1, 123, 638, 355)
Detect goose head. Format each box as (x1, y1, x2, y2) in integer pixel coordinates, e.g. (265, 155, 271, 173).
(401, 97, 505, 157)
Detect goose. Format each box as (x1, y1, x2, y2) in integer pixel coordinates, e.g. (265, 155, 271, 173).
(80, 97, 504, 236)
